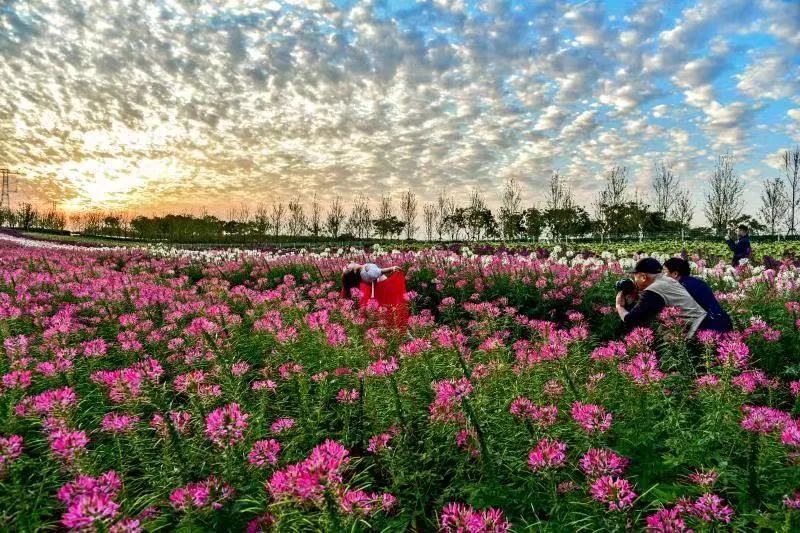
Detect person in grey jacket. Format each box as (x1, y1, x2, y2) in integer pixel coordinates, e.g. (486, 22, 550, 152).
(615, 258, 707, 338)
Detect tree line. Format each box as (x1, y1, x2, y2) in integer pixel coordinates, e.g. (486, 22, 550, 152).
(2, 147, 799, 244)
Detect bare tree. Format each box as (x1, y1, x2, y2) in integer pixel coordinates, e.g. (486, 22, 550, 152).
(599, 165, 629, 208)
(309, 194, 322, 237)
(287, 200, 307, 237)
(499, 177, 523, 240)
(545, 171, 572, 211)
(325, 196, 345, 239)
(270, 202, 285, 238)
(760, 177, 789, 236)
(652, 161, 679, 220)
(436, 190, 455, 240)
(347, 195, 372, 239)
(423, 203, 437, 241)
(399, 190, 418, 240)
(704, 154, 744, 236)
(253, 203, 270, 236)
(784, 146, 800, 236)
(673, 188, 694, 240)
(378, 194, 393, 221)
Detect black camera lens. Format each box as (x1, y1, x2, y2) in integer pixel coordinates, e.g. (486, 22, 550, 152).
(615, 278, 636, 294)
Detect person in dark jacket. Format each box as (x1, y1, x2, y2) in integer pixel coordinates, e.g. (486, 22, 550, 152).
(726, 225, 751, 266)
(615, 258, 708, 337)
(663, 257, 733, 333)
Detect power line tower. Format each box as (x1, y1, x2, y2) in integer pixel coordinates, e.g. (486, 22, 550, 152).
(0, 168, 20, 210)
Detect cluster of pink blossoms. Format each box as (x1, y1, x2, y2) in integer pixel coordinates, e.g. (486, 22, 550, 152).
(205, 403, 249, 447)
(367, 426, 400, 454)
(57, 471, 123, 530)
(571, 402, 613, 434)
(268, 439, 395, 516)
(0, 435, 23, 477)
(440, 502, 510, 532)
(169, 476, 235, 512)
(509, 397, 557, 428)
(429, 377, 473, 424)
(248, 439, 281, 467)
(579, 448, 629, 478)
(528, 438, 568, 472)
(740, 405, 791, 434)
(589, 476, 637, 511)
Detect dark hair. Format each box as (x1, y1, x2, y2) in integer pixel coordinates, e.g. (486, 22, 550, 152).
(737, 224, 749, 232)
(663, 257, 690, 278)
(342, 269, 361, 297)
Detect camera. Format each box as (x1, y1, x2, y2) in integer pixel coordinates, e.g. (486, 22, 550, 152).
(615, 278, 637, 295)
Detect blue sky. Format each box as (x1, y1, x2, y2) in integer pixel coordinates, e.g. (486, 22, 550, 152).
(0, 0, 798, 223)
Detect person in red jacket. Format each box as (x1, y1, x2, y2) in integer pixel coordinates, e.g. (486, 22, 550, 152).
(342, 262, 408, 330)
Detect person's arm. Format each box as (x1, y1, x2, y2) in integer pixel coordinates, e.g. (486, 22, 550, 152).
(617, 291, 665, 327)
(725, 239, 735, 252)
(380, 266, 401, 274)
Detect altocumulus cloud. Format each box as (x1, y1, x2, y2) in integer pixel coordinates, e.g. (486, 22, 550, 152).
(0, 0, 798, 215)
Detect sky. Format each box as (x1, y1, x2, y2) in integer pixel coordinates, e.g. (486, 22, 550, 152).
(1, 0, 799, 223)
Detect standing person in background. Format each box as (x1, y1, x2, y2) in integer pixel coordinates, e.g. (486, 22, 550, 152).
(726, 224, 751, 266)
(663, 257, 733, 333)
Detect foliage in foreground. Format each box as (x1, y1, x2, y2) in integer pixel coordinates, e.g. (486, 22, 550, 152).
(2, 243, 800, 531)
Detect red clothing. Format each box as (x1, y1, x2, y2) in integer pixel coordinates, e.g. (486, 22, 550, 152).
(346, 272, 409, 330)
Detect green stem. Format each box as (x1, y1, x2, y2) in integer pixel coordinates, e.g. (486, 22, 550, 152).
(747, 433, 761, 509)
(389, 375, 406, 427)
(461, 397, 492, 470)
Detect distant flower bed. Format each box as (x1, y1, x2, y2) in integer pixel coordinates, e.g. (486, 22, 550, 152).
(2, 239, 800, 530)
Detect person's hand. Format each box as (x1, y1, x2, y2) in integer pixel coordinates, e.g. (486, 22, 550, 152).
(615, 291, 625, 308)
(391, 265, 402, 273)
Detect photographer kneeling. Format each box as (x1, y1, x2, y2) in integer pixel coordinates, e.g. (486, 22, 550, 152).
(615, 258, 708, 338)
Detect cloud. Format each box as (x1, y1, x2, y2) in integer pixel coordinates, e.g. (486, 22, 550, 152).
(0, 0, 795, 220)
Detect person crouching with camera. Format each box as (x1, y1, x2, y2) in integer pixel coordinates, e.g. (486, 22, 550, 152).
(615, 258, 708, 338)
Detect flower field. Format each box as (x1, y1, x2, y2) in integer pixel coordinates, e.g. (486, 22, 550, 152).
(3, 238, 800, 532)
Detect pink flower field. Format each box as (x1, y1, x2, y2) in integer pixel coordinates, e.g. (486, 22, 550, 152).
(2, 240, 800, 531)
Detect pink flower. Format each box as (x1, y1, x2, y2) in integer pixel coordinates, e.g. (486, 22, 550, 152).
(267, 440, 350, 505)
(48, 429, 89, 464)
(571, 402, 613, 434)
(399, 338, 433, 357)
(688, 468, 718, 488)
(716, 339, 750, 368)
(336, 388, 360, 404)
(0, 434, 23, 476)
(248, 439, 281, 467)
(366, 358, 399, 377)
(619, 352, 665, 385)
(579, 448, 629, 478)
(689, 493, 733, 523)
(440, 502, 511, 532)
(784, 490, 800, 509)
(695, 374, 720, 390)
(231, 361, 251, 377)
(528, 438, 568, 472)
(62, 493, 120, 530)
(589, 476, 637, 511)
(740, 405, 790, 434)
(645, 507, 690, 532)
(271, 418, 296, 434)
(58, 471, 122, 505)
(205, 403, 249, 447)
(509, 397, 558, 427)
(782, 419, 800, 448)
(367, 427, 400, 454)
(246, 514, 276, 532)
(101, 413, 140, 434)
(170, 476, 234, 511)
(338, 488, 396, 516)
